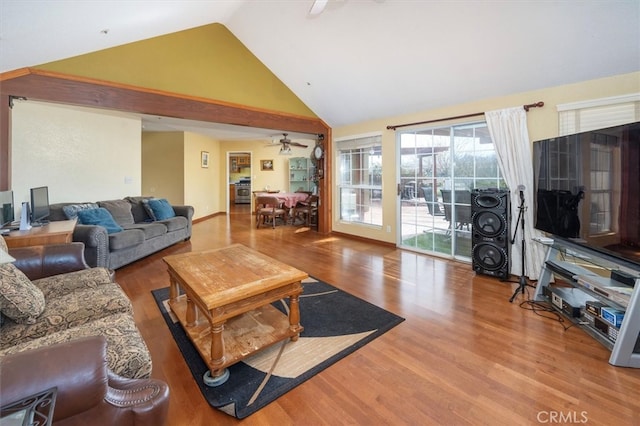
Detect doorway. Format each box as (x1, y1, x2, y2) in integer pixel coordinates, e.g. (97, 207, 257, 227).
(228, 151, 252, 214)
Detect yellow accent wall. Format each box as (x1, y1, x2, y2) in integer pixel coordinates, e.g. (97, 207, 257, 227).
(142, 131, 221, 219)
(184, 132, 221, 218)
(141, 132, 185, 205)
(36, 23, 317, 119)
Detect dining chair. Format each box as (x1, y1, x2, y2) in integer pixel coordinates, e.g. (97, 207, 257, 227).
(292, 195, 319, 227)
(255, 195, 286, 228)
(440, 189, 472, 231)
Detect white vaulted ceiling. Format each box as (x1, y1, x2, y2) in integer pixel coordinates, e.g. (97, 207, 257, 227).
(1, 0, 639, 132)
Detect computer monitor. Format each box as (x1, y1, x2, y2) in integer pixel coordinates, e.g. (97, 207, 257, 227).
(0, 190, 14, 227)
(30, 186, 50, 226)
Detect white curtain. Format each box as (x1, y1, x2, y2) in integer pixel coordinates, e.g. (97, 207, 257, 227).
(485, 106, 546, 280)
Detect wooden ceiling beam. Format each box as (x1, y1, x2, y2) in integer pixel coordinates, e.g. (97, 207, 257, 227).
(0, 69, 332, 232)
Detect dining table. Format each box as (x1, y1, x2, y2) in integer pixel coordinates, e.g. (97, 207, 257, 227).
(254, 192, 311, 225)
(254, 192, 310, 208)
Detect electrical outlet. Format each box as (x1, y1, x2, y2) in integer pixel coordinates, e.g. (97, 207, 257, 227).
(386, 225, 391, 233)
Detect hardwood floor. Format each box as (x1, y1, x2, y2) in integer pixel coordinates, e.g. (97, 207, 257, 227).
(115, 206, 640, 425)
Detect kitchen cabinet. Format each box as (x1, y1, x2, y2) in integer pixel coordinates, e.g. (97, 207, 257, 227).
(230, 156, 250, 172)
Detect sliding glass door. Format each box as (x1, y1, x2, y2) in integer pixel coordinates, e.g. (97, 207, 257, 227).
(398, 122, 505, 260)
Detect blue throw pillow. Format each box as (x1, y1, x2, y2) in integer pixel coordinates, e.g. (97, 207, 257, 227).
(147, 198, 176, 220)
(76, 208, 123, 234)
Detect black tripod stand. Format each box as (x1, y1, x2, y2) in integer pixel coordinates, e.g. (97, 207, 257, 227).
(509, 187, 529, 303)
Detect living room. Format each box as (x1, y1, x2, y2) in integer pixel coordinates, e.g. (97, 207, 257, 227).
(1, 1, 640, 425)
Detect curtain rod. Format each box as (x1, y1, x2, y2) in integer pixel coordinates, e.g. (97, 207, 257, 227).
(386, 101, 544, 131)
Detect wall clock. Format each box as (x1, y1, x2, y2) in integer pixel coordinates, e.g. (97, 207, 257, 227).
(313, 144, 324, 160)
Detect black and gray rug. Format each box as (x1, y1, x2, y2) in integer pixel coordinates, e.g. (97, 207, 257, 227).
(152, 276, 404, 419)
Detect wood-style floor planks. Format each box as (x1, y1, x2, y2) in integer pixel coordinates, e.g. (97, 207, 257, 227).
(114, 206, 640, 425)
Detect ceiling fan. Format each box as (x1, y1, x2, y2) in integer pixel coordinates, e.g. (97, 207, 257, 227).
(271, 133, 308, 155)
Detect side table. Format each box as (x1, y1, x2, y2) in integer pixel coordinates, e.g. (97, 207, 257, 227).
(3, 220, 76, 249)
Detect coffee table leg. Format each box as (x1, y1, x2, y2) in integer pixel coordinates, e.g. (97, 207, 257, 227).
(186, 297, 197, 327)
(203, 322, 229, 387)
(168, 277, 178, 305)
(289, 294, 301, 342)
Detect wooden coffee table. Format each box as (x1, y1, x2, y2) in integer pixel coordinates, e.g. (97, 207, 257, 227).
(163, 244, 307, 387)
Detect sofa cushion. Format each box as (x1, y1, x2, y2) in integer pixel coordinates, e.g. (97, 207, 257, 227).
(62, 203, 99, 220)
(123, 223, 167, 239)
(157, 216, 188, 232)
(0, 313, 152, 379)
(147, 198, 176, 220)
(124, 196, 154, 223)
(108, 229, 145, 250)
(33, 267, 114, 299)
(98, 200, 135, 226)
(48, 203, 79, 222)
(0, 263, 46, 324)
(77, 208, 123, 234)
(0, 283, 133, 348)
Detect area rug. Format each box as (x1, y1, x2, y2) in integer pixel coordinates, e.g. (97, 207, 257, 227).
(152, 276, 404, 419)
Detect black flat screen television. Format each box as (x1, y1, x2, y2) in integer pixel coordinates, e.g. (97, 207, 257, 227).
(30, 186, 50, 226)
(0, 190, 14, 227)
(533, 121, 640, 268)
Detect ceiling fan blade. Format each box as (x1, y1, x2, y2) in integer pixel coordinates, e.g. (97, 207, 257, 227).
(309, 0, 328, 16)
(289, 142, 308, 148)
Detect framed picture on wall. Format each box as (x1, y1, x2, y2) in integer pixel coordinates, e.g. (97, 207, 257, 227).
(201, 151, 209, 168)
(261, 160, 274, 171)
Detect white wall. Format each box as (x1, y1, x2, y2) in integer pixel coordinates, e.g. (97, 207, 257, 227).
(11, 100, 142, 211)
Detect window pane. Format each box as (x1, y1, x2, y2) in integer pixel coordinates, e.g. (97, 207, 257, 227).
(338, 137, 382, 227)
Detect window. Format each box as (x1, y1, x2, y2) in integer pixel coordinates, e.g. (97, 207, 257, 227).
(558, 93, 640, 135)
(337, 134, 382, 227)
(398, 122, 505, 259)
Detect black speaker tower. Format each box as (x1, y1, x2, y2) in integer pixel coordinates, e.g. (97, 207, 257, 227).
(471, 189, 510, 279)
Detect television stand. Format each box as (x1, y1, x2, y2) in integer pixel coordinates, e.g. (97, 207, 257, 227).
(533, 238, 640, 368)
(3, 219, 76, 249)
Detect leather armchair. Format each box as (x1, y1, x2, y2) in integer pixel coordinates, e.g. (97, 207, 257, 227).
(0, 336, 169, 426)
(8, 242, 91, 280)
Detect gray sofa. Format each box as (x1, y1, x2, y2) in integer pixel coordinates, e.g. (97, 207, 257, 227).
(49, 196, 194, 269)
